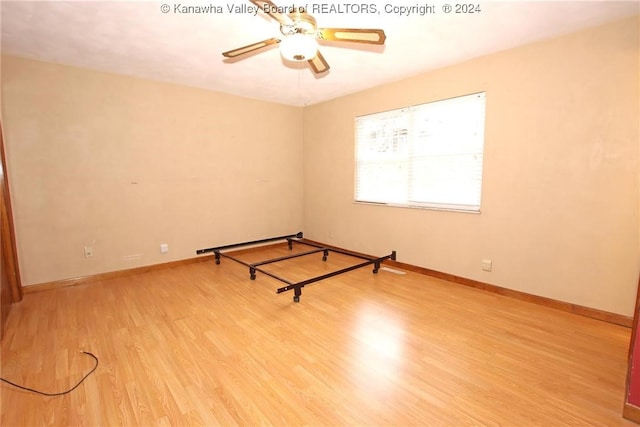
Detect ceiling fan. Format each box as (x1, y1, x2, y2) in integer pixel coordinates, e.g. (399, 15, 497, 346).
(223, 0, 387, 74)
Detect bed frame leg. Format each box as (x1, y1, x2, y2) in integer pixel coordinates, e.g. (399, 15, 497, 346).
(250, 267, 256, 280)
(322, 249, 329, 261)
(214, 251, 221, 265)
(293, 287, 301, 303)
(373, 261, 380, 274)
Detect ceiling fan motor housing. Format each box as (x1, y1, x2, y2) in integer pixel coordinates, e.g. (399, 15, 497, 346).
(280, 8, 317, 37)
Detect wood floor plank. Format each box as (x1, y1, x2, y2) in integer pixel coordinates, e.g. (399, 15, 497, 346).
(0, 244, 635, 425)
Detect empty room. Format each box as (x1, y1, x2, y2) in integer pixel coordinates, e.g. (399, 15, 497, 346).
(1, 0, 639, 425)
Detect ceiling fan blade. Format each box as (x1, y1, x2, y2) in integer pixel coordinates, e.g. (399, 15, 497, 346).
(249, 0, 294, 26)
(308, 50, 330, 74)
(222, 38, 280, 58)
(317, 28, 386, 45)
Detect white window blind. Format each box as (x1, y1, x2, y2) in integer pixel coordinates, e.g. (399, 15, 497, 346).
(355, 92, 486, 212)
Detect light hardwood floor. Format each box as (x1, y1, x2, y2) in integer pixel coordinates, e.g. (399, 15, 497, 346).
(0, 244, 634, 426)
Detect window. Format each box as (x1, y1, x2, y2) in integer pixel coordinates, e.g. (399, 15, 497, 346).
(355, 92, 486, 212)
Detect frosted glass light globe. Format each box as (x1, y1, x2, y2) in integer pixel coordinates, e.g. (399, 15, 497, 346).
(280, 34, 318, 61)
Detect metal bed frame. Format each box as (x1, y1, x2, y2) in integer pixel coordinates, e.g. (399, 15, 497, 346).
(196, 232, 396, 302)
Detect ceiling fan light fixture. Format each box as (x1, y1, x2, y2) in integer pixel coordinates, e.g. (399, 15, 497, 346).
(280, 33, 317, 61)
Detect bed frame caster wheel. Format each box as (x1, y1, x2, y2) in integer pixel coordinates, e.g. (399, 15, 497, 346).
(293, 295, 300, 303)
(322, 256, 327, 261)
(250, 274, 256, 280)
(373, 262, 380, 274)
(215, 259, 220, 265)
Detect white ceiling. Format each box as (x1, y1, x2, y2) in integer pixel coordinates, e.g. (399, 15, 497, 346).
(1, 0, 638, 106)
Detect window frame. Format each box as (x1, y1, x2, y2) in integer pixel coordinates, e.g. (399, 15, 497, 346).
(354, 92, 487, 213)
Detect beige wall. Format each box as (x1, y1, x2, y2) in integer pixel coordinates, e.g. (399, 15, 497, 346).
(2, 17, 638, 317)
(1, 56, 304, 286)
(303, 16, 640, 316)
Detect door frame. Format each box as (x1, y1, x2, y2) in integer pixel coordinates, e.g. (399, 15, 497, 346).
(0, 120, 23, 339)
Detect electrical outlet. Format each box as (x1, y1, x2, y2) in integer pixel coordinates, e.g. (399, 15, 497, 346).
(160, 243, 169, 254)
(84, 246, 93, 258)
(481, 259, 492, 272)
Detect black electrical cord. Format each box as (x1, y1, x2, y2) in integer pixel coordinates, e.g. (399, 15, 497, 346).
(0, 351, 98, 396)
